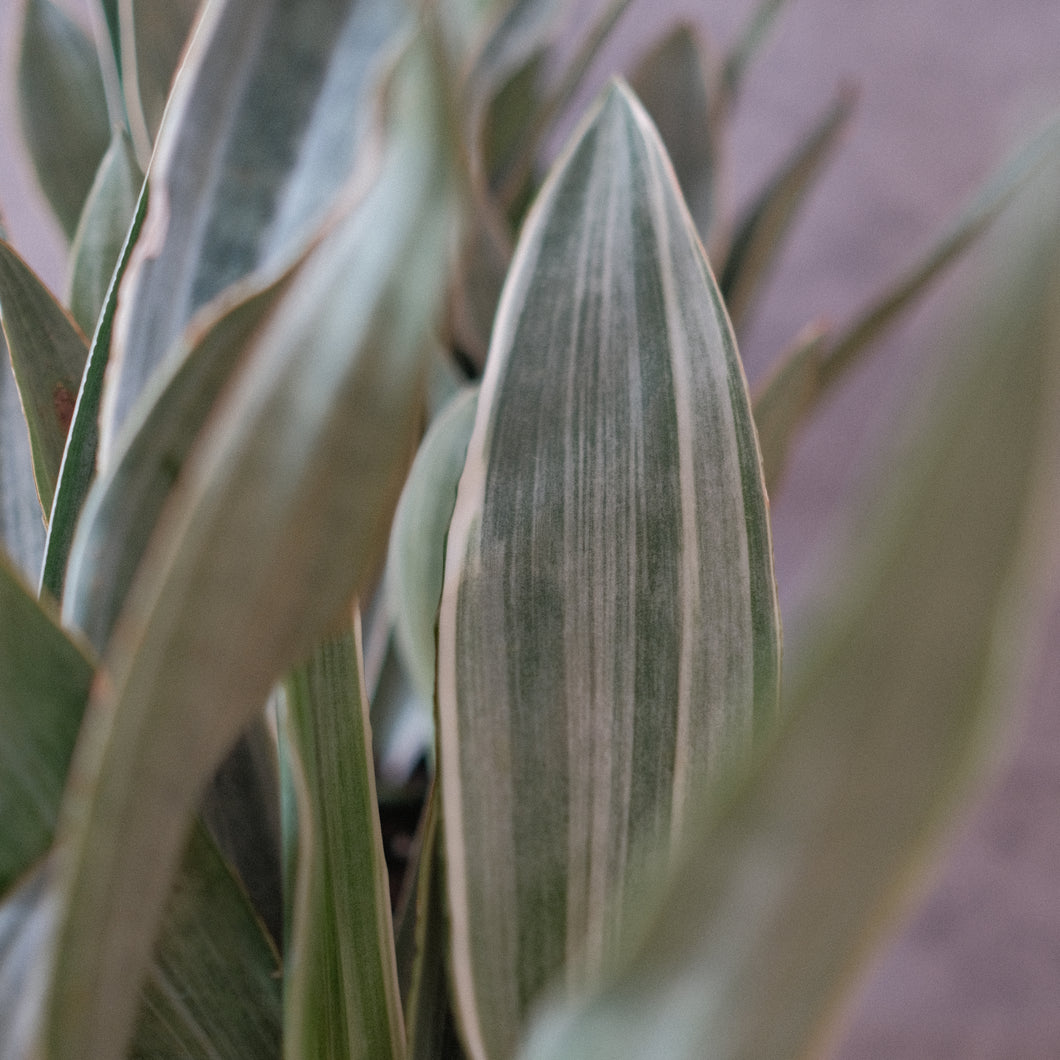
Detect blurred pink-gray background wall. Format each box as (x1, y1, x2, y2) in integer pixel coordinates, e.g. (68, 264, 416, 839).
(3, 0, 1060, 1054)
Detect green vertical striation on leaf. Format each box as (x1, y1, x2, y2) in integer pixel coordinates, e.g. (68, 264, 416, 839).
(438, 80, 779, 1059)
(282, 623, 405, 1060)
(519, 154, 1060, 1060)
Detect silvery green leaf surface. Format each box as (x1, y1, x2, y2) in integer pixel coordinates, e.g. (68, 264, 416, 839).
(119, 0, 201, 161)
(100, 0, 404, 461)
(520, 155, 1060, 1060)
(0, 339, 45, 582)
(370, 637, 434, 797)
(0, 242, 88, 519)
(40, 181, 149, 601)
(282, 624, 404, 1059)
(630, 23, 719, 241)
(438, 81, 779, 1059)
(34, 37, 459, 1060)
(720, 85, 855, 333)
(17, 0, 111, 241)
(387, 385, 478, 706)
(0, 555, 92, 896)
(66, 127, 143, 339)
(63, 273, 289, 653)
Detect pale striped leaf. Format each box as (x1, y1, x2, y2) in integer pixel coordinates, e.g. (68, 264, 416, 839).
(17, 0, 111, 241)
(0, 242, 88, 519)
(630, 23, 719, 241)
(720, 85, 855, 333)
(34, 39, 458, 1060)
(438, 81, 780, 1059)
(520, 150, 1060, 1060)
(66, 127, 143, 339)
(101, 0, 404, 461)
(282, 623, 404, 1059)
(40, 181, 149, 601)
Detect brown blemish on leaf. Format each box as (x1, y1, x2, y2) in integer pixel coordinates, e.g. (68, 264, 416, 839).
(53, 382, 76, 436)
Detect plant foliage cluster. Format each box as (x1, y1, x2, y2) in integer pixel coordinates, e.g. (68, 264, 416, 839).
(0, 0, 1058, 1058)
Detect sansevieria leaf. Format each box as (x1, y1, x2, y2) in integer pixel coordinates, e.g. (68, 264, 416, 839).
(437, 81, 779, 1059)
(519, 148, 1060, 1060)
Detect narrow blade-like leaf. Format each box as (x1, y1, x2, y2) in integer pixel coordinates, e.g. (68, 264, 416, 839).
(438, 81, 779, 1059)
(722, 0, 790, 100)
(282, 623, 405, 1059)
(35, 40, 458, 1060)
(0, 242, 88, 518)
(720, 85, 855, 333)
(40, 181, 150, 600)
(520, 151, 1060, 1060)
(101, 0, 404, 458)
(17, 0, 111, 241)
(630, 24, 719, 240)
(66, 127, 143, 339)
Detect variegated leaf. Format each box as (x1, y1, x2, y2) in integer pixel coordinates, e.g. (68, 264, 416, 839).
(33, 36, 458, 1060)
(519, 141, 1060, 1060)
(437, 81, 779, 1059)
(101, 0, 404, 462)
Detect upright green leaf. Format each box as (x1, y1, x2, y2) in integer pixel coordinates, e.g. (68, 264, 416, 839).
(720, 85, 855, 333)
(520, 153, 1060, 1060)
(66, 128, 143, 339)
(40, 182, 149, 601)
(437, 81, 779, 1059)
(0, 555, 93, 895)
(119, 0, 200, 161)
(0, 338, 46, 581)
(0, 242, 89, 518)
(35, 39, 459, 1060)
(18, 0, 111, 240)
(722, 0, 790, 100)
(282, 624, 405, 1059)
(101, 0, 404, 459)
(630, 24, 719, 241)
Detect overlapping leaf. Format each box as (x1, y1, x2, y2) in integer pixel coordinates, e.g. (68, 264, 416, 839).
(0, 243, 88, 518)
(520, 148, 1060, 1060)
(34, 36, 459, 1060)
(100, 0, 404, 460)
(437, 81, 779, 1059)
(282, 624, 404, 1059)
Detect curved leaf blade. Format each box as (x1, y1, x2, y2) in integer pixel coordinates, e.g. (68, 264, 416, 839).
(0, 243, 88, 519)
(17, 0, 112, 241)
(40, 181, 150, 601)
(438, 81, 779, 1059)
(101, 0, 404, 459)
(520, 149, 1060, 1060)
(35, 41, 459, 1060)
